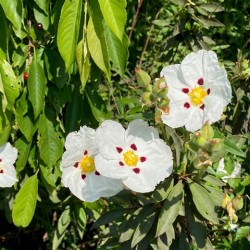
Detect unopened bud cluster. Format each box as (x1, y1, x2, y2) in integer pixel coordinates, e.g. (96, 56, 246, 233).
(136, 68, 169, 123)
(189, 123, 224, 169)
(222, 193, 243, 223)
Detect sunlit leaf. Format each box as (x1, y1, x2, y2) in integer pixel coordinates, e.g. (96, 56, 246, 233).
(74, 204, 87, 239)
(28, 60, 47, 118)
(57, 0, 82, 71)
(188, 180, 219, 224)
(87, 17, 110, 80)
(199, 3, 224, 13)
(98, 0, 127, 41)
(52, 208, 71, 250)
(156, 180, 184, 237)
(0, 6, 8, 59)
(12, 174, 38, 227)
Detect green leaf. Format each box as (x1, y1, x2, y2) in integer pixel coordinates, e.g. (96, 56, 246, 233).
(156, 180, 184, 237)
(38, 113, 63, 167)
(52, 208, 71, 250)
(74, 204, 87, 239)
(199, 3, 224, 13)
(28, 60, 47, 118)
(103, 23, 128, 76)
(44, 49, 68, 88)
(188, 181, 219, 224)
(0, 108, 11, 144)
(12, 44, 28, 68)
(204, 185, 224, 207)
(33, 0, 50, 30)
(235, 226, 250, 241)
(0, 59, 20, 111)
(157, 226, 175, 248)
(57, 0, 82, 71)
(15, 136, 32, 173)
(98, 0, 127, 42)
(87, 17, 110, 80)
(76, 39, 91, 91)
(194, 16, 224, 27)
(85, 85, 111, 122)
(91, 208, 128, 230)
(0, 0, 25, 38)
(12, 174, 38, 227)
(131, 211, 156, 248)
(0, 6, 8, 59)
(214, 130, 246, 158)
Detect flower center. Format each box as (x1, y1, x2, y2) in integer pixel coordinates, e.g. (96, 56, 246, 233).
(188, 86, 207, 106)
(79, 155, 95, 173)
(123, 150, 139, 167)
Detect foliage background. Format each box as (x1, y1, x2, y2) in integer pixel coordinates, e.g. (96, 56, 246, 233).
(0, 0, 249, 249)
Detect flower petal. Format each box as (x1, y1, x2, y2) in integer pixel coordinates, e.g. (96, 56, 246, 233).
(185, 107, 204, 132)
(0, 142, 18, 165)
(123, 140, 173, 193)
(95, 120, 126, 160)
(0, 165, 18, 187)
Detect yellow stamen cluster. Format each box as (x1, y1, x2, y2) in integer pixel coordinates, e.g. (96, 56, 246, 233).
(188, 86, 207, 106)
(79, 155, 95, 173)
(123, 150, 139, 167)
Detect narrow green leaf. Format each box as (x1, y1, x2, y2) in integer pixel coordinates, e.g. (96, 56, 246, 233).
(76, 39, 91, 90)
(214, 130, 246, 158)
(91, 208, 128, 230)
(98, 0, 127, 41)
(38, 113, 63, 167)
(0, 59, 20, 111)
(156, 180, 184, 237)
(57, 0, 82, 71)
(199, 3, 224, 13)
(131, 212, 156, 248)
(52, 208, 71, 250)
(188, 181, 219, 224)
(0, 6, 8, 59)
(74, 204, 87, 239)
(87, 17, 110, 80)
(204, 185, 224, 207)
(15, 136, 32, 173)
(28, 60, 47, 118)
(195, 16, 224, 27)
(12, 174, 38, 227)
(103, 23, 128, 76)
(12, 44, 28, 68)
(85, 85, 111, 122)
(0, 108, 11, 144)
(33, 0, 50, 30)
(157, 226, 175, 249)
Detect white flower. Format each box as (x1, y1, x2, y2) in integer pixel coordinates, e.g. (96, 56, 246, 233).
(95, 119, 173, 193)
(60, 126, 123, 202)
(160, 50, 232, 132)
(217, 158, 241, 182)
(0, 142, 18, 188)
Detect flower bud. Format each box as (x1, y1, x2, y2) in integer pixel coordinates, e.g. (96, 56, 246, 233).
(222, 193, 231, 209)
(136, 67, 151, 89)
(200, 122, 214, 140)
(232, 195, 244, 211)
(206, 138, 224, 152)
(157, 98, 169, 111)
(152, 77, 168, 98)
(230, 213, 238, 223)
(141, 92, 155, 106)
(155, 108, 162, 124)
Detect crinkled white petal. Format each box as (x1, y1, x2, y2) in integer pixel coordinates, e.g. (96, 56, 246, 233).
(161, 101, 195, 129)
(125, 119, 159, 144)
(95, 120, 126, 160)
(185, 107, 204, 132)
(123, 140, 173, 193)
(82, 174, 123, 202)
(95, 154, 129, 179)
(0, 142, 18, 188)
(180, 50, 208, 84)
(0, 142, 18, 165)
(203, 95, 225, 124)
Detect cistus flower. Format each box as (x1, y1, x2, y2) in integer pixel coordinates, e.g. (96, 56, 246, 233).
(0, 142, 18, 188)
(160, 50, 232, 132)
(95, 119, 173, 193)
(60, 126, 123, 202)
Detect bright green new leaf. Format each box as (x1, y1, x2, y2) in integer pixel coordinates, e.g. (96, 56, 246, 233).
(98, 0, 127, 41)
(0, 0, 24, 36)
(38, 114, 63, 167)
(12, 44, 28, 68)
(57, 0, 82, 71)
(76, 39, 91, 90)
(156, 180, 184, 237)
(52, 208, 71, 250)
(189, 181, 219, 225)
(87, 17, 110, 80)
(28, 60, 47, 119)
(103, 22, 128, 76)
(131, 212, 156, 248)
(12, 174, 38, 227)
(15, 136, 32, 173)
(0, 59, 20, 111)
